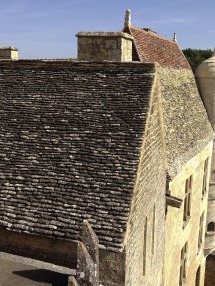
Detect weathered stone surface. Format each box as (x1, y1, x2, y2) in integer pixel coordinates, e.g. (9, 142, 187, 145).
(0, 60, 155, 251)
(124, 73, 166, 286)
(82, 220, 99, 264)
(76, 32, 133, 62)
(99, 249, 125, 286)
(76, 242, 98, 286)
(68, 276, 80, 286)
(158, 67, 214, 178)
(0, 228, 77, 268)
(82, 220, 99, 284)
(164, 142, 213, 286)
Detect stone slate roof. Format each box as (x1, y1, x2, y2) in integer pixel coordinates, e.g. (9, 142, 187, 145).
(0, 60, 155, 251)
(158, 66, 215, 178)
(124, 26, 191, 69)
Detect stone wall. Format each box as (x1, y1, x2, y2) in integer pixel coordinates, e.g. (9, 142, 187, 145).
(99, 249, 125, 286)
(124, 72, 167, 286)
(0, 228, 77, 268)
(164, 142, 213, 286)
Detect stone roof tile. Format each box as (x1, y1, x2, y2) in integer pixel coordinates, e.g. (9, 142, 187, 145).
(0, 61, 155, 251)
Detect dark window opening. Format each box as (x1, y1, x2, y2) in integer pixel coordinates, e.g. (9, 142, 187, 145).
(207, 222, 215, 232)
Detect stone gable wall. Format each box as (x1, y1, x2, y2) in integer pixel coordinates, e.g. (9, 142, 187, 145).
(124, 73, 166, 286)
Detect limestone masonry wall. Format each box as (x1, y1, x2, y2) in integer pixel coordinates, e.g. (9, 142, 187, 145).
(124, 73, 166, 286)
(0, 228, 77, 268)
(164, 142, 213, 286)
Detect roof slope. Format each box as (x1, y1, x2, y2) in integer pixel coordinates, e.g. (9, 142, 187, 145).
(124, 26, 191, 69)
(0, 61, 155, 251)
(158, 66, 214, 177)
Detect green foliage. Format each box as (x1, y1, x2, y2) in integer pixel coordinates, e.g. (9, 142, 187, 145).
(182, 48, 213, 72)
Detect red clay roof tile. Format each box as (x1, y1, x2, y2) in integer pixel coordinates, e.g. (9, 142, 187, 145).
(124, 26, 191, 69)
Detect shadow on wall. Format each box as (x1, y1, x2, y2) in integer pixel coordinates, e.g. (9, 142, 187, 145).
(13, 269, 69, 286)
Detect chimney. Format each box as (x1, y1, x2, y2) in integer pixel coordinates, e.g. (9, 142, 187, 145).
(0, 46, 18, 60)
(76, 32, 133, 62)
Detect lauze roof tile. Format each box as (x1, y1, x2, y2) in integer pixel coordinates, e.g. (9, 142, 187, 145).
(0, 61, 155, 251)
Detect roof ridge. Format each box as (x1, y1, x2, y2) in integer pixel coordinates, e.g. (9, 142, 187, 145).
(130, 26, 177, 44)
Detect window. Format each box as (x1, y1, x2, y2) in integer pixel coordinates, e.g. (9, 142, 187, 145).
(183, 176, 192, 223)
(207, 222, 215, 232)
(179, 242, 188, 286)
(198, 212, 204, 251)
(202, 158, 209, 196)
(143, 217, 147, 276)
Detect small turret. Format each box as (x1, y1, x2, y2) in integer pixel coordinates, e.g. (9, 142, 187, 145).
(196, 50, 215, 254)
(196, 50, 215, 129)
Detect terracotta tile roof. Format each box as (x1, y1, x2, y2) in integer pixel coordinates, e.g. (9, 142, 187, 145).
(0, 60, 155, 251)
(124, 26, 191, 69)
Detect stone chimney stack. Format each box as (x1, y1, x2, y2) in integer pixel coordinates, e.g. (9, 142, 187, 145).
(0, 47, 18, 60)
(76, 32, 133, 62)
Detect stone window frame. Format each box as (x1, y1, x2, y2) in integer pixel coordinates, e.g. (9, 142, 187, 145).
(198, 211, 205, 251)
(202, 158, 209, 197)
(179, 242, 188, 286)
(183, 175, 192, 225)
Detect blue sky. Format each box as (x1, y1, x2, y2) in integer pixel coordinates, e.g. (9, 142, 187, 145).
(0, 0, 214, 58)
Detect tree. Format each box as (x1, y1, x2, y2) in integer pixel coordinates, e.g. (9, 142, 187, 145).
(182, 48, 213, 73)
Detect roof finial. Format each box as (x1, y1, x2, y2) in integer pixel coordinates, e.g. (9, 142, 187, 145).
(173, 32, 177, 43)
(124, 9, 131, 27)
